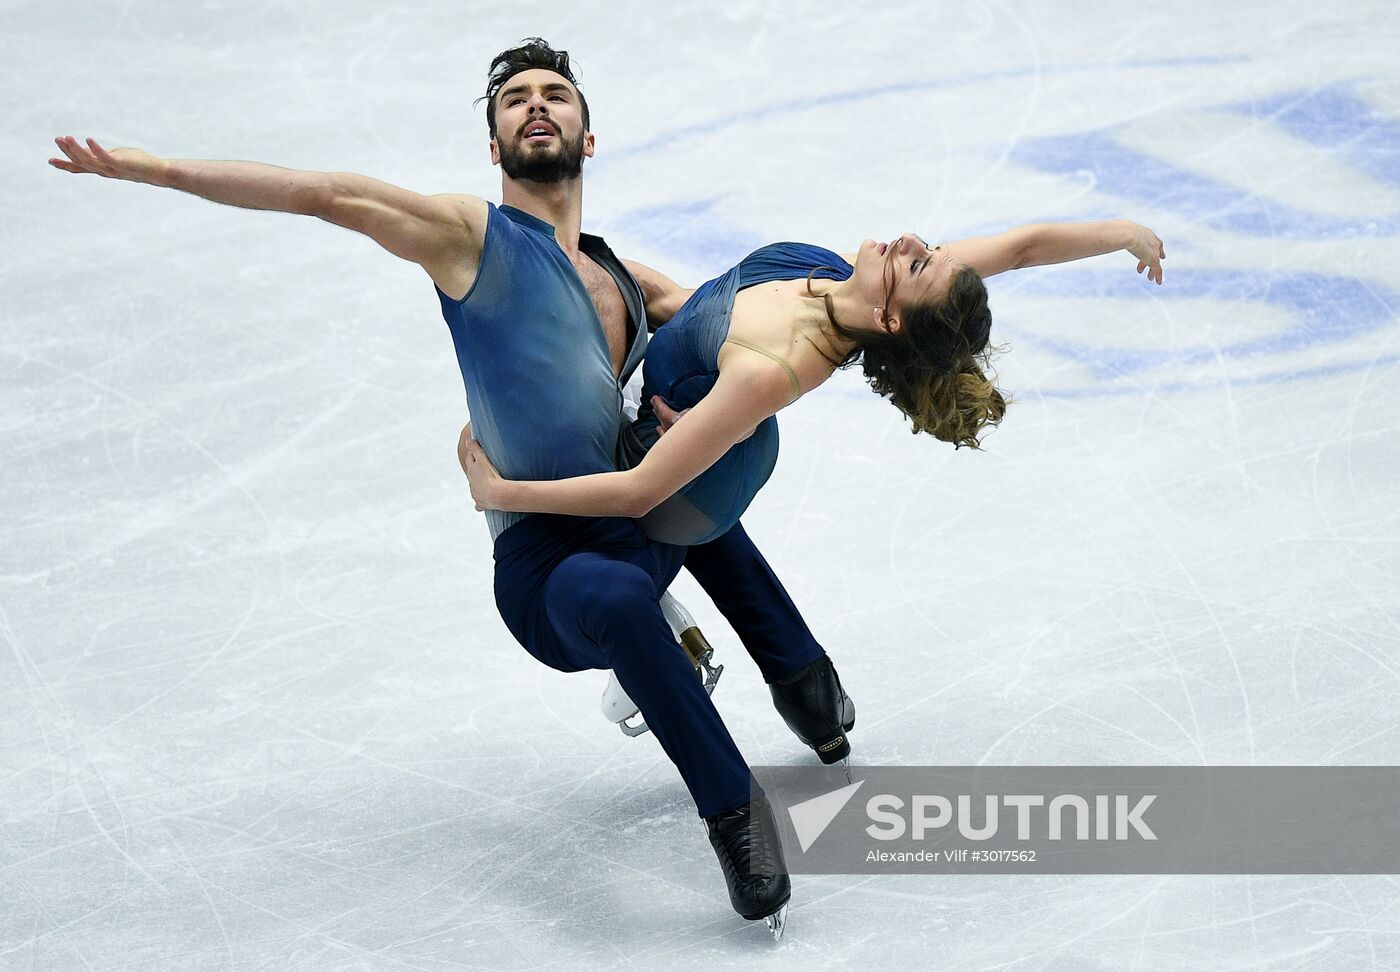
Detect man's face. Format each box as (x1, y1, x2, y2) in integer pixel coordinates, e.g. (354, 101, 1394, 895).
(490, 68, 594, 184)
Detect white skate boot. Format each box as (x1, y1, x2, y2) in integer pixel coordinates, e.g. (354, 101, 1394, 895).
(601, 591, 724, 737)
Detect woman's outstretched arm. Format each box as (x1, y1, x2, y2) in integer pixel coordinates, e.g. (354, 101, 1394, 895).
(946, 219, 1166, 282)
(461, 358, 793, 518)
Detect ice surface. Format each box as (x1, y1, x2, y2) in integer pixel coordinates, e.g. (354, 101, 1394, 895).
(5, 1, 1400, 968)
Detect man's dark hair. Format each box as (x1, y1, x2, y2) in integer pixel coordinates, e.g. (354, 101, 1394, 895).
(479, 38, 590, 138)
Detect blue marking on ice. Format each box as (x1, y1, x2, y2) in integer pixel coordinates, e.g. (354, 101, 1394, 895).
(1229, 82, 1400, 187)
(997, 268, 1400, 379)
(1030, 349, 1400, 398)
(1009, 131, 1400, 237)
(596, 55, 1248, 168)
(603, 198, 764, 276)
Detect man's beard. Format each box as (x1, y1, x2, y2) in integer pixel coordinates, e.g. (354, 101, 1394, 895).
(497, 129, 586, 183)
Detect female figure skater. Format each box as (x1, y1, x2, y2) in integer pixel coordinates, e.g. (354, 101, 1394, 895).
(460, 221, 1165, 543)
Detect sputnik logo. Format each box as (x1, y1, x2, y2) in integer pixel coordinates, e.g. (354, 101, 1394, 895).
(785, 780, 866, 852)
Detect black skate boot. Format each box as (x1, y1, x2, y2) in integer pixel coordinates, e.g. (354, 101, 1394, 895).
(769, 654, 856, 765)
(704, 790, 791, 939)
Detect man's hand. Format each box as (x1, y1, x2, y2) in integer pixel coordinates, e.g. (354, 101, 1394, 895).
(49, 136, 168, 185)
(653, 395, 757, 443)
(651, 395, 690, 437)
(1125, 222, 1166, 284)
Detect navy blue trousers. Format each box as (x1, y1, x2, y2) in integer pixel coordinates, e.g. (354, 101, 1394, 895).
(681, 520, 825, 684)
(493, 513, 823, 817)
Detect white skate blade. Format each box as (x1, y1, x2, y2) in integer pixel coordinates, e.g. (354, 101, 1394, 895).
(765, 903, 788, 940)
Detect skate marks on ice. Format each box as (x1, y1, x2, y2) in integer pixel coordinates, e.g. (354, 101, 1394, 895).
(7, 0, 1400, 968)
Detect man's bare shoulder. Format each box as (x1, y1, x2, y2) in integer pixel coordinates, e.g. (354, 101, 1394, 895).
(422, 195, 491, 300)
(420, 194, 492, 239)
(429, 193, 491, 230)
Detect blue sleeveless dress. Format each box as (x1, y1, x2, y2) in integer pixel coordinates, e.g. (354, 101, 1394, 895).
(625, 242, 852, 545)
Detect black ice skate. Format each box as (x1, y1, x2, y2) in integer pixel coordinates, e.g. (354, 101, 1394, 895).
(769, 654, 855, 778)
(704, 790, 791, 940)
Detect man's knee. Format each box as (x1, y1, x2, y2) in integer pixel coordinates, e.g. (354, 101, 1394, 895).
(584, 564, 655, 622)
(549, 558, 655, 628)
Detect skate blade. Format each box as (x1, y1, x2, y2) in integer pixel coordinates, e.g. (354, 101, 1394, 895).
(618, 714, 651, 738)
(765, 902, 788, 941)
(617, 657, 723, 738)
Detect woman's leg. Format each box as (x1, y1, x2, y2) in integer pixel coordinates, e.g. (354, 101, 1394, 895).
(681, 520, 826, 682)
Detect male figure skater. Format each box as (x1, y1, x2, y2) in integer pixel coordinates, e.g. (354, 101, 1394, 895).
(49, 37, 852, 936)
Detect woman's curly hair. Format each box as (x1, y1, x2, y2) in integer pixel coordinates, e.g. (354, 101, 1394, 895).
(821, 265, 1011, 449)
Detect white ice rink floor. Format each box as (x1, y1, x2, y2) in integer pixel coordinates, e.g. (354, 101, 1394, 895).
(6, 1, 1400, 968)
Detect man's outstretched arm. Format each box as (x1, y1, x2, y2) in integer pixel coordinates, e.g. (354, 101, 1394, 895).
(49, 135, 485, 279)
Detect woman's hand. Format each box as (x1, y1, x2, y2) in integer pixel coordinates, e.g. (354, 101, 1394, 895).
(49, 136, 169, 185)
(1124, 222, 1166, 284)
(458, 423, 507, 512)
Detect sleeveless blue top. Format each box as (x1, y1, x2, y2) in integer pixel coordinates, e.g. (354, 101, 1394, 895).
(435, 204, 647, 540)
(630, 242, 852, 545)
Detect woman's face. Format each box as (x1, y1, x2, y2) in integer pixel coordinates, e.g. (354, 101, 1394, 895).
(850, 233, 964, 331)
